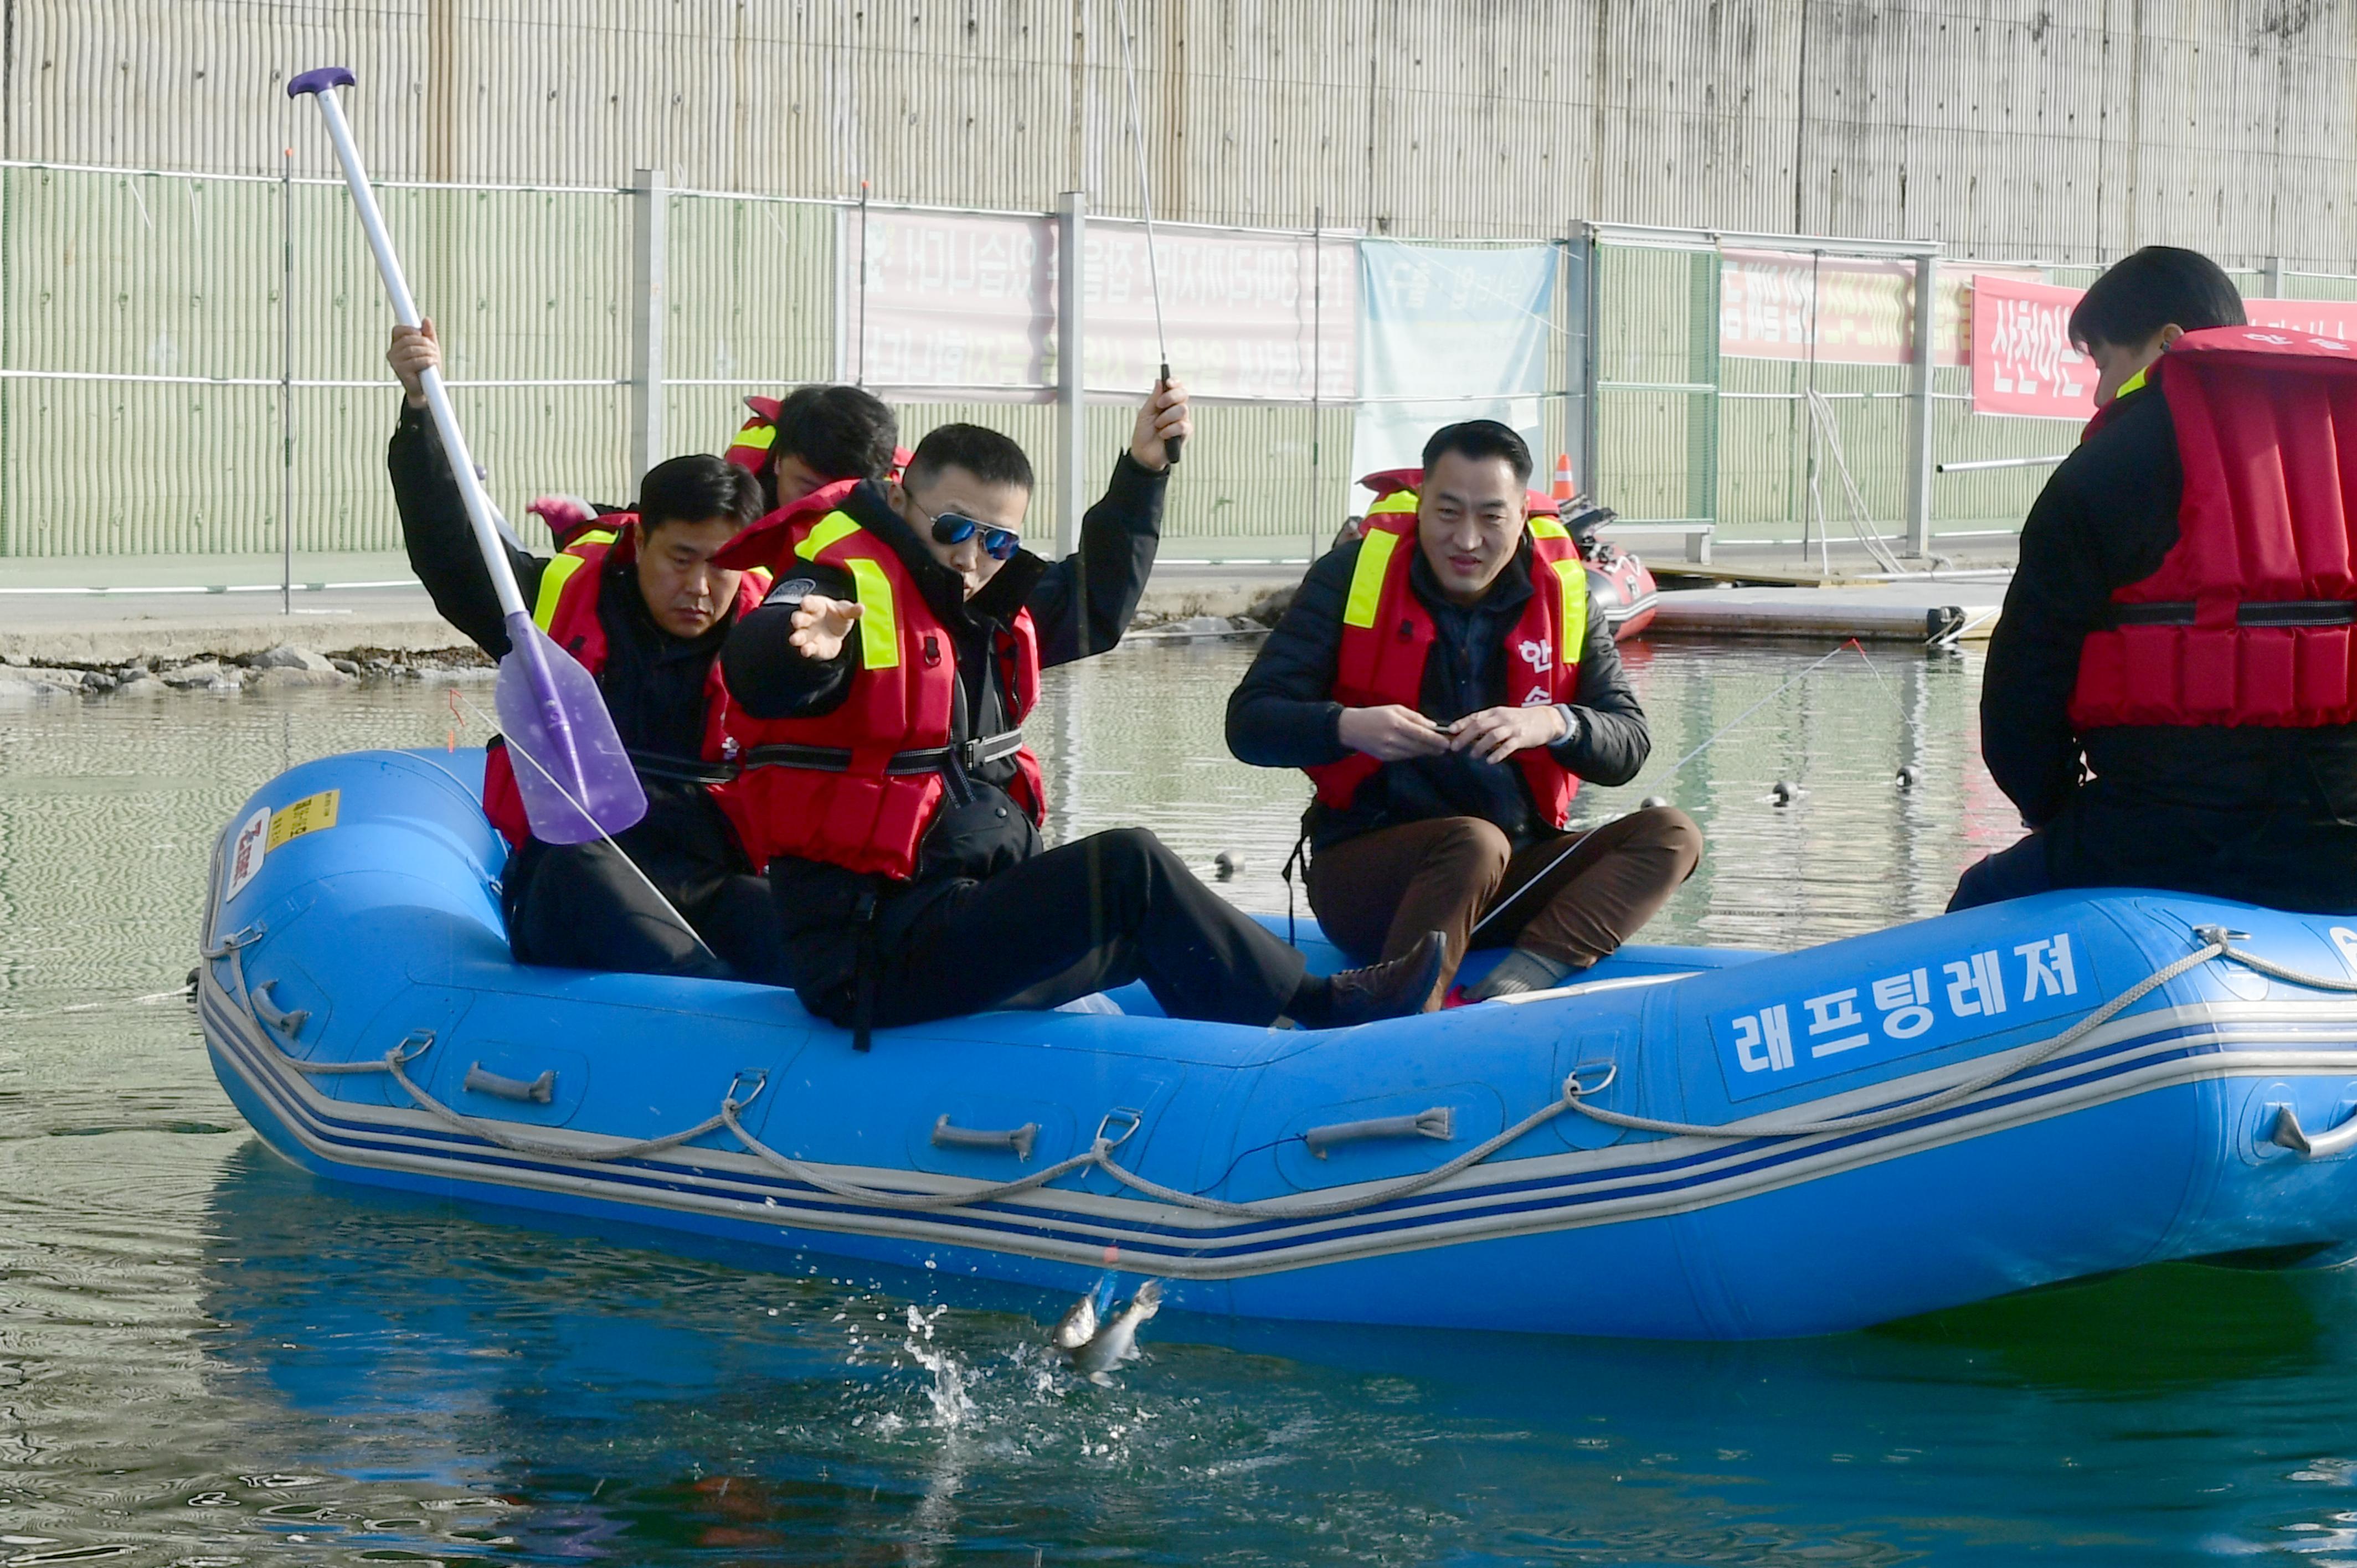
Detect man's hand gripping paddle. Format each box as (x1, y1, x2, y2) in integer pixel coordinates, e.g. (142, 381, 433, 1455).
(289, 68, 645, 844)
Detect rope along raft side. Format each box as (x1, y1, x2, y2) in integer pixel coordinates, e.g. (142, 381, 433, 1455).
(209, 924, 2346, 1220)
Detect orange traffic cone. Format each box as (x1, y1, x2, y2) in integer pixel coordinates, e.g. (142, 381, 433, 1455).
(1552, 453, 1576, 501)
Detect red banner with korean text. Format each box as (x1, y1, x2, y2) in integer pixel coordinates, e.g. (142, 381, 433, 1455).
(1969, 275, 2097, 419)
(1969, 276, 2357, 419)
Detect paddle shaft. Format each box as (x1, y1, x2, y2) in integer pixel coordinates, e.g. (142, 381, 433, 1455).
(299, 85, 528, 625)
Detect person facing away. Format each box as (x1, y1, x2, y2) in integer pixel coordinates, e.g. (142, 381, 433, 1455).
(1226, 419, 1702, 1005)
(716, 395, 1448, 1042)
(1955, 245, 2357, 914)
(386, 323, 893, 981)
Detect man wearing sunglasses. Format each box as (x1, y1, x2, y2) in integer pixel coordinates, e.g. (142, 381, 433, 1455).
(715, 389, 1448, 1043)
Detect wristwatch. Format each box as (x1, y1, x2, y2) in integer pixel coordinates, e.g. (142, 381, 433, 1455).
(1553, 704, 1582, 747)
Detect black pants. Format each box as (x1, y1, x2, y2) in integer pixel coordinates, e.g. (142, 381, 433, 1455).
(807, 828, 1309, 1030)
(504, 836, 789, 983)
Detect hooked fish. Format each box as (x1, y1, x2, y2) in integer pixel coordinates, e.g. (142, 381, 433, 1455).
(1051, 1271, 1118, 1352)
(1066, 1279, 1162, 1385)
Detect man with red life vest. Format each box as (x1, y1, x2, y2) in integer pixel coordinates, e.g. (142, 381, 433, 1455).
(718, 398, 1449, 1040)
(722, 384, 904, 513)
(1958, 246, 2357, 913)
(1227, 421, 1702, 1004)
(387, 322, 807, 979)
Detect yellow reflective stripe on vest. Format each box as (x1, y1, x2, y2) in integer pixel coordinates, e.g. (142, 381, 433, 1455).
(1365, 491, 1418, 517)
(1528, 515, 1569, 541)
(733, 420, 778, 452)
(797, 514, 862, 561)
(1553, 558, 1589, 663)
(533, 551, 591, 632)
(1344, 529, 1402, 629)
(843, 558, 899, 670)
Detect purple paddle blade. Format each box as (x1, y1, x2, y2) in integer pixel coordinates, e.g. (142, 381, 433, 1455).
(493, 611, 646, 845)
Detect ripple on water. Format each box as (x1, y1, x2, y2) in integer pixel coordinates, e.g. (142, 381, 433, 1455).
(0, 651, 2350, 1564)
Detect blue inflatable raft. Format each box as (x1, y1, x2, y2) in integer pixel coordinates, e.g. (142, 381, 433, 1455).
(198, 749, 2357, 1339)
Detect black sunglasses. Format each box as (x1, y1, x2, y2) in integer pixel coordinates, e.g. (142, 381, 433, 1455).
(926, 510, 1022, 561)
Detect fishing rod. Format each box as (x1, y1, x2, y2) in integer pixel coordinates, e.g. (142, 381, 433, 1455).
(1111, 0, 1181, 465)
(1468, 641, 1861, 940)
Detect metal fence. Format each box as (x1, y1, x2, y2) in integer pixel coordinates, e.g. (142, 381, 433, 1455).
(6, 157, 2355, 580)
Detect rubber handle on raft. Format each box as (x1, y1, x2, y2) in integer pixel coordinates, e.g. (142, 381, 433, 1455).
(286, 65, 356, 97)
(2271, 1101, 2357, 1159)
(466, 1062, 558, 1105)
(249, 979, 310, 1042)
(932, 1113, 1038, 1161)
(1305, 1106, 1454, 1159)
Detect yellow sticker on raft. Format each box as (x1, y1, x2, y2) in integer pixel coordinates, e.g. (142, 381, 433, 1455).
(266, 789, 339, 849)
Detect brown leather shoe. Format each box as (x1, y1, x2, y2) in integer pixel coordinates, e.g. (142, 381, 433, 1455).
(1304, 930, 1448, 1029)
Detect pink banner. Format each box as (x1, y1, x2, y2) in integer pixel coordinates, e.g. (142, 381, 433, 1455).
(1969, 275, 2096, 419)
(842, 210, 1356, 403)
(1721, 250, 1924, 365)
(843, 210, 1057, 399)
(1720, 250, 2041, 368)
(1084, 220, 1356, 403)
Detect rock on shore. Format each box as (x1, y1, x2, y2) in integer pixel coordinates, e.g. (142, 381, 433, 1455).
(0, 643, 491, 700)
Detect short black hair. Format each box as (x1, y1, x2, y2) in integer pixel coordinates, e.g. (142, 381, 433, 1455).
(1421, 419, 1533, 488)
(903, 422, 1035, 494)
(636, 454, 764, 535)
(768, 384, 899, 496)
(2068, 246, 2247, 352)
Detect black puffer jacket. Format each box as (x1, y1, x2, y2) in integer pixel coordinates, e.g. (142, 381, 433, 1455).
(1226, 535, 1651, 852)
(1983, 380, 2357, 911)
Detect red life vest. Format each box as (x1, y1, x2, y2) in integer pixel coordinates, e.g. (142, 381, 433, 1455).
(711, 476, 867, 576)
(480, 525, 771, 848)
(712, 508, 1047, 879)
(2068, 327, 2357, 731)
(1305, 474, 1592, 828)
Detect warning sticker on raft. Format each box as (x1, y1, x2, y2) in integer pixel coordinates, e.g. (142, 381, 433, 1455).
(266, 789, 339, 848)
(219, 790, 340, 906)
(1710, 932, 2098, 1102)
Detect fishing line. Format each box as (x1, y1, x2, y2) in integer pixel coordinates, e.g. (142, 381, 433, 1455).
(1469, 641, 1858, 940)
(0, 984, 193, 1024)
(1110, 0, 1180, 462)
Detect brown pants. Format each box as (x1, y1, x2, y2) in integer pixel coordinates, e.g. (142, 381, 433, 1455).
(1305, 807, 1704, 997)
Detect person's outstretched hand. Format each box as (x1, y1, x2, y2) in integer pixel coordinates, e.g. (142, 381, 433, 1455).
(387, 319, 439, 410)
(1129, 378, 1192, 470)
(788, 594, 866, 662)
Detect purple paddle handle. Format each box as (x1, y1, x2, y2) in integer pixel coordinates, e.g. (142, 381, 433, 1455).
(500, 611, 589, 773)
(287, 66, 356, 97)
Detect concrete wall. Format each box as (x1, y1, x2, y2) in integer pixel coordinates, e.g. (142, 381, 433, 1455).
(6, 1, 2354, 266)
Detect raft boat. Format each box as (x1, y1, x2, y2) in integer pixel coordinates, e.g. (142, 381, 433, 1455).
(199, 749, 2357, 1339)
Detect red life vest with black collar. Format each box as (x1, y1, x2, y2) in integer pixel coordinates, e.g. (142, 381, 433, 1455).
(480, 525, 771, 849)
(2068, 327, 2357, 731)
(711, 508, 1047, 879)
(1305, 472, 1592, 828)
